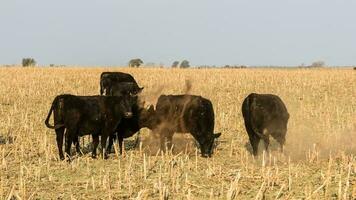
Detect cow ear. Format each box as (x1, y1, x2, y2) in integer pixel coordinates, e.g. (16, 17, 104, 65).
(138, 87, 144, 93)
(214, 133, 221, 138)
(148, 105, 154, 112)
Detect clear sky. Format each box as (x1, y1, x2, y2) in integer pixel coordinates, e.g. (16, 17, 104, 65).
(0, 0, 355, 66)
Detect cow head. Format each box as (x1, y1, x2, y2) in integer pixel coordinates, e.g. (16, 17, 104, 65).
(115, 94, 136, 119)
(134, 87, 144, 95)
(138, 105, 157, 129)
(271, 112, 289, 139)
(110, 82, 143, 97)
(198, 132, 221, 157)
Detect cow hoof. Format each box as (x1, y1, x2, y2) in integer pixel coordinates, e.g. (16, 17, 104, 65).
(201, 154, 209, 158)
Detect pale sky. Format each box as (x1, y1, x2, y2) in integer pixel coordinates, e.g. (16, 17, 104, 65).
(0, 0, 355, 66)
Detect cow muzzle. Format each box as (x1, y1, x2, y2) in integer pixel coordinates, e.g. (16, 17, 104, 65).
(124, 112, 133, 118)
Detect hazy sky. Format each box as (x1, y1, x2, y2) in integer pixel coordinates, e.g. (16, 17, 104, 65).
(0, 0, 355, 66)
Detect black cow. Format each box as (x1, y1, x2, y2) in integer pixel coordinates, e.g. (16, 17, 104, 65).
(63, 82, 145, 156)
(100, 73, 144, 155)
(105, 81, 145, 155)
(106, 102, 155, 154)
(100, 72, 143, 95)
(241, 93, 289, 156)
(45, 94, 134, 160)
(146, 95, 221, 157)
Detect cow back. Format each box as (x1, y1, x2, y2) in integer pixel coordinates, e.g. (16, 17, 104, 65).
(155, 95, 214, 133)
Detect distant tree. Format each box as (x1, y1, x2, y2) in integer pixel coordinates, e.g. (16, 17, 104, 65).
(129, 58, 143, 67)
(22, 58, 36, 67)
(171, 61, 179, 68)
(310, 61, 325, 68)
(180, 60, 190, 68)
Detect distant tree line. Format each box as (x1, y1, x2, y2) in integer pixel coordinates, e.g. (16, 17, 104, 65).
(22, 58, 36, 67)
(223, 65, 247, 69)
(15, 57, 339, 69)
(298, 60, 326, 68)
(129, 58, 143, 67)
(171, 60, 190, 68)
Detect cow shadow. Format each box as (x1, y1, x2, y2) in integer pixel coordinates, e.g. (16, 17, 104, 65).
(76, 136, 140, 156)
(244, 140, 281, 155)
(140, 135, 198, 156)
(214, 139, 227, 150)
(75, 134, 222, 157)
(0, 135, 14, 145)
(140, 135, 224, 156)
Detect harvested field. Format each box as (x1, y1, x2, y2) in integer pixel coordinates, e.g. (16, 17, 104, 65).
(0, 67, 354, 199)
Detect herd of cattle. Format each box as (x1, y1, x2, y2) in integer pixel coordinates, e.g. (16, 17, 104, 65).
(45, 72, 289, 160)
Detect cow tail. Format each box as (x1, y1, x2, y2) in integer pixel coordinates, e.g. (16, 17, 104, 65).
(243, 94, 265, 139)
(45, 96, 65, 130)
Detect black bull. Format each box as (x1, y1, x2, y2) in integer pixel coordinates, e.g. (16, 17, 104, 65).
(100, 72, 143, 95)
(242, 93, 289, 156)
(45, 94, 134, 160)
(100, 72, 144, 154)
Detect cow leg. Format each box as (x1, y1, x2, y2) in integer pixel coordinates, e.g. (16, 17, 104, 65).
(100, 134, 109, 159)
(64, 129, 75, 161)
(133, 131, 141, 148)
(159, 129, 168, 152)
(166, 132, 174, 152)
(159, 129, 173, 152)
(249, 135, 260, 156)
(55, 127, 65, 160)
(245, 126, 260, 156)
(263, 136, 270, 153)
(280, 143, 284, 153)
(92, 135, 99, 158)
(118, 137, 124, 155)
(105, 86, 111, 96)
(159, 133, 166, 152)
(101, 127, 114, 159)
(74, 136, 82, 156)
(277, 136, 285, 153)
(106, 133, 116, 154)
(243, 119, 261, 156)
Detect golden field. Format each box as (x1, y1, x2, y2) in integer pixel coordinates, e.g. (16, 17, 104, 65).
(0, 67, 355, 199)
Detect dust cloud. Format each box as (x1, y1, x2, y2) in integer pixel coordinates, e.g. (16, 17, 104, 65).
(134, 78, 198, 155)
(139, 132, 197, 156)
(244, 104, 355, 162)
(139, 78, 193, 107)
(284, 123, 356, 161)
(138, 84, 164, 108)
